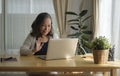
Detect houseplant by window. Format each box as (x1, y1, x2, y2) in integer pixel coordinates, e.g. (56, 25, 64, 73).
(66, 10, 92, 55)
(91, 36, 111, 64)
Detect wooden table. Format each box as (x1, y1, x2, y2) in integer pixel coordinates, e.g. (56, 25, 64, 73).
(0, 54, 120, 76)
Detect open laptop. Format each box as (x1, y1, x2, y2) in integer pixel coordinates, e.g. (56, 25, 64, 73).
(38, 38, 78, 60)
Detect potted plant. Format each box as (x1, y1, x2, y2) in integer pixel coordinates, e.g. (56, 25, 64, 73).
(66, 10, 93, 55)
(91, 36, 111, 64)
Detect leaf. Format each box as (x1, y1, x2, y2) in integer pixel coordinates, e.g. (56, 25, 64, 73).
(78, 25, 81, 28)
(68, 23, 79, 26)
(81, 35, 89, 41)
(82, 31, 92, 34)
(68, 19, 79, 22)
(79, 10, 88, 17)
(70, 26, 79, 30)
(66, 12, 78, 16)
(83, 41, 92, 49)
(81, 26, 87, 29)
(82, 15, 92, 22)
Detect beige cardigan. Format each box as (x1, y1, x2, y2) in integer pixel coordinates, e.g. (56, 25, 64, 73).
(20, 34, 36, 55)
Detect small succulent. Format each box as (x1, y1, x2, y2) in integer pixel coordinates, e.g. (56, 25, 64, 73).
(91, 36, 111, 50)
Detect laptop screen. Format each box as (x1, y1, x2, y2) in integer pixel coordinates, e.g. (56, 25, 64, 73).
(45, 38, 78, 60)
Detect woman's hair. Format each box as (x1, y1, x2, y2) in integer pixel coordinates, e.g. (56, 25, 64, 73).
(30, 12, 53, 37)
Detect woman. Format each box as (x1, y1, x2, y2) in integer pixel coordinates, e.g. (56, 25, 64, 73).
(20, 12, 58, 76)
(20, 12, 53, 56)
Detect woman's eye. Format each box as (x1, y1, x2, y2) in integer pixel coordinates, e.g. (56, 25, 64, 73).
(48, 25, 51, 27)
(41, 25, 43, 26)
(42, 25, 45, 26)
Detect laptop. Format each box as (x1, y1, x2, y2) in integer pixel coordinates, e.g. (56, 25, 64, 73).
(38, 38, 78, 60)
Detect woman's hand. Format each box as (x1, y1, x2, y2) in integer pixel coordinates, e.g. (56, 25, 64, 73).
(32, 37, 44, 54)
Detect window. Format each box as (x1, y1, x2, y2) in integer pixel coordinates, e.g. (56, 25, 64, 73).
(0, 0, 1, 13)
(0, 0, 59, 54)
(6, 0, 55, 14)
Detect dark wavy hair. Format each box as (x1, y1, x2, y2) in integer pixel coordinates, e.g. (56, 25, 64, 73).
(30, 12, 53, 37)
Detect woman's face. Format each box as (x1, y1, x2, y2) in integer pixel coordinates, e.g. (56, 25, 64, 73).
(40, 17, 52, 36)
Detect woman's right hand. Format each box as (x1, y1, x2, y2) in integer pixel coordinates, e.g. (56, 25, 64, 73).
(32, 37, 44, 54)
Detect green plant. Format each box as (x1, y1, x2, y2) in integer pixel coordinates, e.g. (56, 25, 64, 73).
(66, 10, 92, 55)
(91, 36, 111, 50)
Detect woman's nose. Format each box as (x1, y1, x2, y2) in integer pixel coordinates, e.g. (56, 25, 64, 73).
(45, 26, 48, 30)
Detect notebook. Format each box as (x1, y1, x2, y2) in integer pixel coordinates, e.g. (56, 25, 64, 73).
(38, 38, 78, 60)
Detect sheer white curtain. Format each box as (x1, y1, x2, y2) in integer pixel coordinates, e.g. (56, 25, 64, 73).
(0, 15, 2, 52)
(111, 0, 120, 60)
(4, 0, 58, 55)
(0, 0, 4, 54)
(97, 0, 112, 40)
(97, 0, 120, 75)
(110, 0, 120, 75)
(0, 0, 2, 51)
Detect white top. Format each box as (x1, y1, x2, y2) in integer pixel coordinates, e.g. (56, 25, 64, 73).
(20, 34, 36, 55)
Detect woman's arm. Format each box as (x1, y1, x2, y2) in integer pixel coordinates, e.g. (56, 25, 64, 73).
(20, 34, 35, 56)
